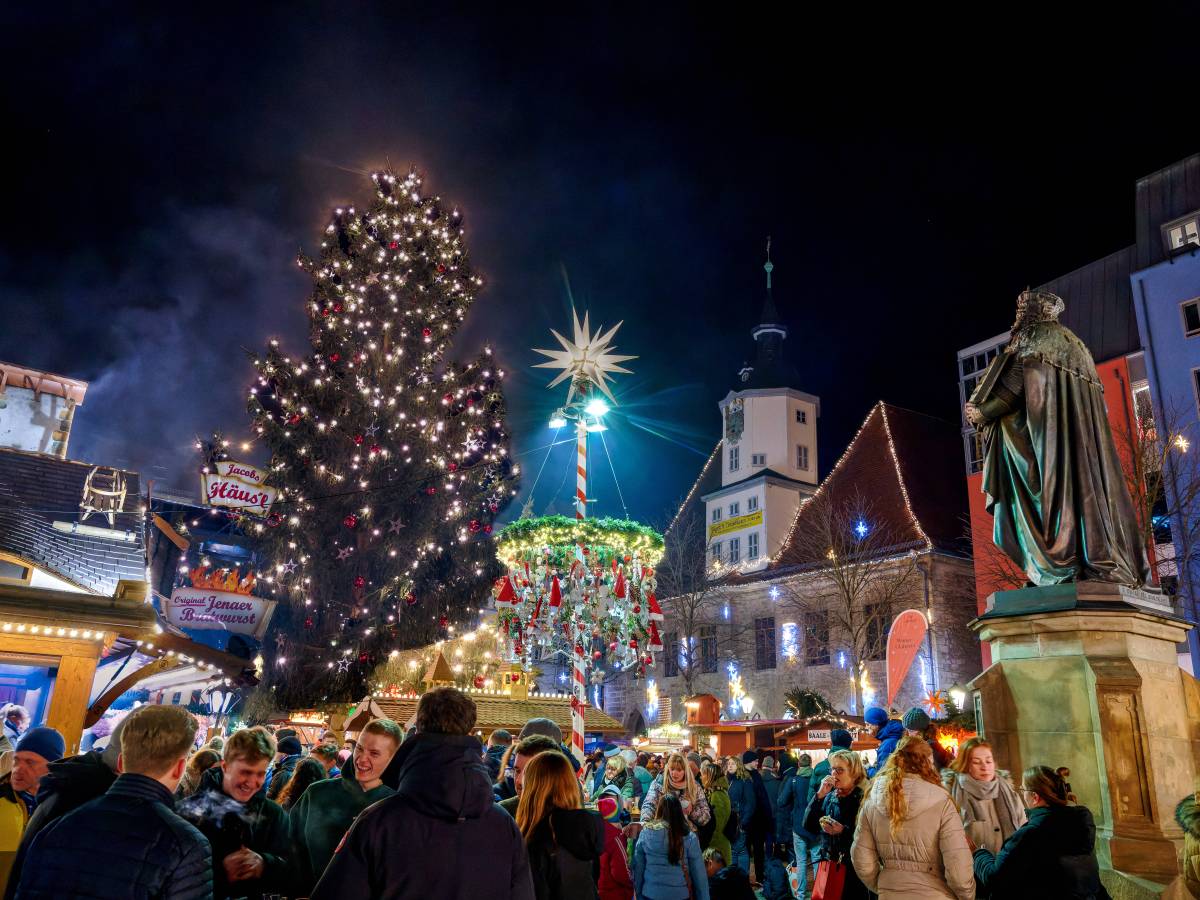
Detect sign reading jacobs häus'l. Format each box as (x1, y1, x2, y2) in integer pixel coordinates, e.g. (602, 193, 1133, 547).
(200, 460, 277, 516)
(162, 586, 276, 640)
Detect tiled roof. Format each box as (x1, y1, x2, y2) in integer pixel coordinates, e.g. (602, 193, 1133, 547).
(349, 692, 626, 735)
(770, 402, 968, 570)
(666, 442, 723, 541)
(0, 448, 145, 595)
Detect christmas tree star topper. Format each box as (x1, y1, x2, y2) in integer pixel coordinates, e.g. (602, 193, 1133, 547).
(532, 308, 636, 405)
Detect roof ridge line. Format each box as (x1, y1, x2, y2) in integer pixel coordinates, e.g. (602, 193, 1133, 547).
(878, 405, 933, 550)
(875, 402, 958, 428)
(666, 440, 722, 537)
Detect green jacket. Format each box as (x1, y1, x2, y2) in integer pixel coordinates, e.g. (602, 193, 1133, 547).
(706, 786, 733, 866)
(289, 769, 395, 893)
(498, 794, 520, 818)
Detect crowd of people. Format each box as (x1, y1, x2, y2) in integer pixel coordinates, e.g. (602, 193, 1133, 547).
(0, 694, 1116, 899)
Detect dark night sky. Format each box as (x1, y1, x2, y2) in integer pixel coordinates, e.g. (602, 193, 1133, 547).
(3, 6, 1199, 530)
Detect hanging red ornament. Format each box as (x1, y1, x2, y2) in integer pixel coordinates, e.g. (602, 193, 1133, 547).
(469, 519, 481, 533)
(443, 393, 454, 404)
(426, 486, 437, 495)
(266, 512, 283, 528)
(353, 434, 364, 446)
(484, 524, 493, 534)
(608, 641, 618, 652)
(436, 263, 446, 274)
(329, 352, 341, 363)
(405, 592, 417, 606)
(592, 649, 602, 660)
(473, 675, 484, 689)
(422, 327, 432, 338)
(304, 616, 314, 629)
(358, 652, 369, 664)
(388, 240, 399, 249)
(489, 504, 498, 513)
(353, 575, 366, 589)
(369, 444, 381, 454)
(333, 302, 344, 313)
(287, 413, 301, 425)
(448, 462, 458, 472)
(320, 308, 330, 318)
(343, 514, 358, 529)
(438, 615, 448, 628)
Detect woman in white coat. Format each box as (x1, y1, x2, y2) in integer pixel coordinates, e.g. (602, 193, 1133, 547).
(944, 737, 1026, 856)
(850, 735, 975, 899)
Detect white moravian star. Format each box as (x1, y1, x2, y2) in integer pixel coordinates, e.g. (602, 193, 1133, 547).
(532, 308, 636, 405)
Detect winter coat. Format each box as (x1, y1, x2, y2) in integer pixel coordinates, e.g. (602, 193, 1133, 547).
(264, 753, 301, 801)
(1177, 794, 1200, 898)
(486, 744, 509, 781)
(972, 804, 1108, 900)
(602, 771, 636, 804)
(760, 770, 782, 830)
(14, 773, 212, 900)
(705, 786, 732, 865)
(777, 766, 815, 840)
(178, 764, 292, 900)
(746, 769, 774, 837)
(528, 808, 604, 900)
(0, 777, 27, 897)
(803, 784, 868, 900)
(641, 776, 712, 829)
(311, 732, 534, 900)
(289, 764, 396, 893)
(6, 750, 116, 900)
(727, 775, 756, 835)
(599, 818, 634, 900)
(632, 823, 709, 900)
(850, 774, 975, 899)
(632, 766, 653, 800)
(867, 720, 906, 777)
(944, 770, 1027, 857)
(707, 865, 756, 900)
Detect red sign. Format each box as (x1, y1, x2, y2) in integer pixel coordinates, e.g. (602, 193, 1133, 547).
(886, 609, 928, 708)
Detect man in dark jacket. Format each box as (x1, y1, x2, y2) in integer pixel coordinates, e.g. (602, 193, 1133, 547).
(484, 729, 512, 781)
(741, 750, 774, 886)
(264, 734, 303, 801)
(497, 734, 563, 818)
(313, 687, 535, 900)
(864, 707, 904, 777)
(14, 706, 211, 899)
(4, 718, 128, 900)
(179, 727, 291, 900)
(759, 756, 782, 846)
(777, 753, 817, 897)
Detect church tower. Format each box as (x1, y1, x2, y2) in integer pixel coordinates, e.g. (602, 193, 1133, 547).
(703, 244, 820, 569)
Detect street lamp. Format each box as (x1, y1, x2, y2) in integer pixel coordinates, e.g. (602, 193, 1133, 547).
(548, 410, 568, 429)
(948, 683, 967, 710)
(585, 398, 610, 418)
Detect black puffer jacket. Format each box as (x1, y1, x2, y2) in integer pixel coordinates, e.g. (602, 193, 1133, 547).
(527, 808, 603, 900)
(178, 765, 291, 900)
(973, 804, 1110, 899)
(14, 773, 211, 899)
(5, 750, 116, 900)
(312, 732, 535, 900)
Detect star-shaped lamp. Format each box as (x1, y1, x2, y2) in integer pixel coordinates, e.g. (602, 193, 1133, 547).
(533, 308, 636, 406)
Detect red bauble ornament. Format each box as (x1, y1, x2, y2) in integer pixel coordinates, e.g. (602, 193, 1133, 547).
(426, 486, 437, 495)
(266, 512, 282, 528)
(438, 615, 448, 628)
(448, 462, 458, 472)
(343, 514, 358, 529)
(592, 649, 602, 660)
(608, 641, 618, 651)
(484, 524, 493, 534)
(287, 413, 301, 425)
(353, 575, 366, 589)
(329, 352, 341, 363)
(405, 592, 417, 606)
(333, 302, 344, 313)
(489, 504, 498, 513)
(633, 605, 641, 614)
(473, 675, 484, 689)
(358, 652, 369, 664)
(443, 393, 454, 404)
(320, 308, 330, 318)
(353, 434, 364, 446)
(422, 327, 432, 338)
(469, 519, 481, 533)
(388, 240, 399, 249)
(436, 263, 446, 274)
(369, 444, 381, 454)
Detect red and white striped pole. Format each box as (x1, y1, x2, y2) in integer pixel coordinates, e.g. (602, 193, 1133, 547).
(575, 418, 587, 520)
(571, 620, 587, 767)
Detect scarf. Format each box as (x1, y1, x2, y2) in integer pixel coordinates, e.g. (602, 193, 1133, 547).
(956, 773, 1024, 839)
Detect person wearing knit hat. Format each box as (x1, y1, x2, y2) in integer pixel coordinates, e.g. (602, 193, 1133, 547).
(830, 729, 853, 750)
(265, 734, 305, 801)
(902, 707, 931, 734)
(864, 707, 905, 778)
(595, 788, 635, 900)
(0, 726, 64, 894)
(740, 749, 758, 768)
(902, 706, 953, 770)
(602, 742, 621, 760)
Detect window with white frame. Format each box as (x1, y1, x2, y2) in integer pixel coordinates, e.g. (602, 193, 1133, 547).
(1167, 217, 1200, 253)
(797, 444, 810, 471)
(748, 495, 758, 511)
(1184, 299, 1200, 338)
(712, 507, 722, 523)
(729, 501, 740, 517)
(748, 532, 760, 559)
(729, 446, 740, 471)
(751, 453, 766, 466)
(711, 541, 723, 562)
(795, 409, 807, 425)
(729, 537, 740, 563)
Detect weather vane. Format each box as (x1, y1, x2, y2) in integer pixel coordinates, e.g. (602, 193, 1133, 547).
(533, 308, 635, 518)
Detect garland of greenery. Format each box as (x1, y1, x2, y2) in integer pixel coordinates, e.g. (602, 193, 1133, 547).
(496, 515, 665, 568)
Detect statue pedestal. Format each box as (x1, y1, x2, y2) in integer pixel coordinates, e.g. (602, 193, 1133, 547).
(970, 585, 1200, 887)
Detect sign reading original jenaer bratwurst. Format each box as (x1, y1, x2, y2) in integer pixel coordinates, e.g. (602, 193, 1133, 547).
(163, 586, 277, 640)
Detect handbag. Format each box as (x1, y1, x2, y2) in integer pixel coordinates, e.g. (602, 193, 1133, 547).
(812, 858, 846, 900)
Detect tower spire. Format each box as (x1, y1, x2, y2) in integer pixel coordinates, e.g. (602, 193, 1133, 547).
(765, 235, 773, 291)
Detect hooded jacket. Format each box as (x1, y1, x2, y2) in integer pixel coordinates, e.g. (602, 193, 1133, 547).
(311, 732, 534, 900)
(485, 743, 510, 781)
(177, 764, 291, 900)
(867, 720, 906, 777)
(598, 816, 634, 900)
(289, 763, 396, 893)
(5, 750, 116, 900)
(777, 766, 815, 840)
(972, 804, 1107, 899)
(850, 774, 975, 900)
(14, 773, 212, 900)
(264, 752, 301, 801)
(632, 823, 709, 900)
(527, 808, 604, 900)
(1177, 794, 1200, 898)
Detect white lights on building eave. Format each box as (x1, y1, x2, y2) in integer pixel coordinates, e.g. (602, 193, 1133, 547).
(1, 622, 107, 641)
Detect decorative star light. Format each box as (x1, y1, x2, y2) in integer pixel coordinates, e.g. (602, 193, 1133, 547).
(532, 308, 636, 404)
(336, 657, 351, 673)
(281, 559, 298, 576)
(364, 422, 380, 438)
(387, 516, 405, 534)
(463, 434, 484, 454)
(336, 546, 354, 561)
(854, 519, 870, 539)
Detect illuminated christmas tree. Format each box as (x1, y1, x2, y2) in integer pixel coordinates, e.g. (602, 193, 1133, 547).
(244, 169, 517, 707)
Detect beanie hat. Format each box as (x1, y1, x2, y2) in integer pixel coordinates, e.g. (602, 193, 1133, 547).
(519, 717, 563, 743)
(602, 742, 621, 759)
(741, 749, 758, 765)
(864, 707, 889, 727)
(901, 707, 931, 732)
(761, 756, 776, 769)
(276, 727, 298, 740)
(278, 735, 303, 755)
(17, 726, 64, 763)
(596, 788, 622, 823)
(830, 728, 853, 749)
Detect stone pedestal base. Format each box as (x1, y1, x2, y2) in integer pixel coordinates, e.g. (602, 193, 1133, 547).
(970, 587, 1200, 886)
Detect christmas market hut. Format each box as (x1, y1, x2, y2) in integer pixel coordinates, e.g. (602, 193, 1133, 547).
(776, 712, 880, 766)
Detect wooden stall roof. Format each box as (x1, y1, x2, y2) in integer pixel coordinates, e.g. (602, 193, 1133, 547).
(347, 690, 625, 736)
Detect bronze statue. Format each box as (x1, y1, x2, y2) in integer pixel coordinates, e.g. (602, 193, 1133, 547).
(965, 290, 1150, 587)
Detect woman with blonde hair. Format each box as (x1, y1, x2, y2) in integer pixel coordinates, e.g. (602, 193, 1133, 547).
(945, 737, 1026, 855)
(600, 752, 635, 803)
(803, 748, 870, 900)
(518, 750, 604, 900)
(850, 735, 974, 899)
(641, 751, 711, 831)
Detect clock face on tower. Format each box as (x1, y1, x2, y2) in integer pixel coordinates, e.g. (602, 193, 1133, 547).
(724, 399, 745, 444)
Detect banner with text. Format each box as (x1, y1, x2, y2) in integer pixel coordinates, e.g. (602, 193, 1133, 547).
(886, 609, 928, 708)
(201, 471, 277, 517)
(708, 509, 763, 539)
(163, 586, 277, 640)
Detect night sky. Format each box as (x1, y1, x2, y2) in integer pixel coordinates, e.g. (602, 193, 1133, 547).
(4, 7, 1199, 530)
